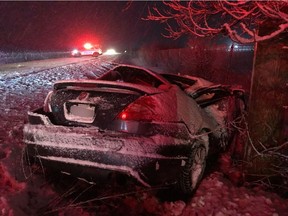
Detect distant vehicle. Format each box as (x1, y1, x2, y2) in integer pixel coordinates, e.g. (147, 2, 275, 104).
(23, 64, 245, 194)
(71, 43, 102, 57)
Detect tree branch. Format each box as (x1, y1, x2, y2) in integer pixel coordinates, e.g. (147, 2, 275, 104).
(146, 0, 288, 44)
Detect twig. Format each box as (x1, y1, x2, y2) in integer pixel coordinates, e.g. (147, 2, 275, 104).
(42, 186, 170, 215)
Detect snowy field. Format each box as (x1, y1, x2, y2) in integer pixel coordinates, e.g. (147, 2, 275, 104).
(0, 55, 287, 215)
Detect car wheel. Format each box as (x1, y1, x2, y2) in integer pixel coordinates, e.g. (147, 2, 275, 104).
(92, 52, 100, 57)
(179, 142, 207, 194)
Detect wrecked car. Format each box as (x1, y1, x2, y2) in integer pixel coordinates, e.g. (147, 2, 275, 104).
(23, 64, 245, 194)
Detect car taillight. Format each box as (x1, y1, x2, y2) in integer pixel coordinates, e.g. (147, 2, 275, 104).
(43, 91, 53, 112)
(117, 96, 161, 122)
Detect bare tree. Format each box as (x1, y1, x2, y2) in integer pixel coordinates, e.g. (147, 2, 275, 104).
(146, 1, 288, 44)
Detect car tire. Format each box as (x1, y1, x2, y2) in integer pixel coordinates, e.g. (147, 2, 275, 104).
(179, 142, 207, 194)
(92, 52, 100, 57)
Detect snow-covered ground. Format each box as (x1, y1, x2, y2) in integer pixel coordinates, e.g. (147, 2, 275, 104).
(0, 55, 287, 215)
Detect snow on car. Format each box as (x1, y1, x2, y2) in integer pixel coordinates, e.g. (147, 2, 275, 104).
(71, 42, 102, 57)
(23, 64, 245, 194)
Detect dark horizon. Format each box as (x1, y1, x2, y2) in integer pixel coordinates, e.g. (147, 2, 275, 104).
(0, 1, 186, 52)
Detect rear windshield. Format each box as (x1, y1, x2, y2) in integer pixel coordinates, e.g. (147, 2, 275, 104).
(99, 66, 164, 88)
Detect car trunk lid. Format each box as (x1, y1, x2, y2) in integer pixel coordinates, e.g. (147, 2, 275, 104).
(50, 80, 162, 128)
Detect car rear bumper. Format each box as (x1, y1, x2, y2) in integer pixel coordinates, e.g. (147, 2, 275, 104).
(23, 111, 192, 187)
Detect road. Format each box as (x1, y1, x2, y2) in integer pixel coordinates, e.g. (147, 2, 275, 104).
(0, 56, 94, 74)
(0, 55, 120, 77)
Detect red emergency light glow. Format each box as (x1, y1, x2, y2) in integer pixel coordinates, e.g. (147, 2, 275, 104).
(83, 43, 93, 49)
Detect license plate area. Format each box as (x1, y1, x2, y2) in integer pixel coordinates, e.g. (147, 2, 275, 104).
(64, 102, 96, 123)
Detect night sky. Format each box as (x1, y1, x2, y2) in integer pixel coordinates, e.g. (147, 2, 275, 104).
(0, 1, 185, 52)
